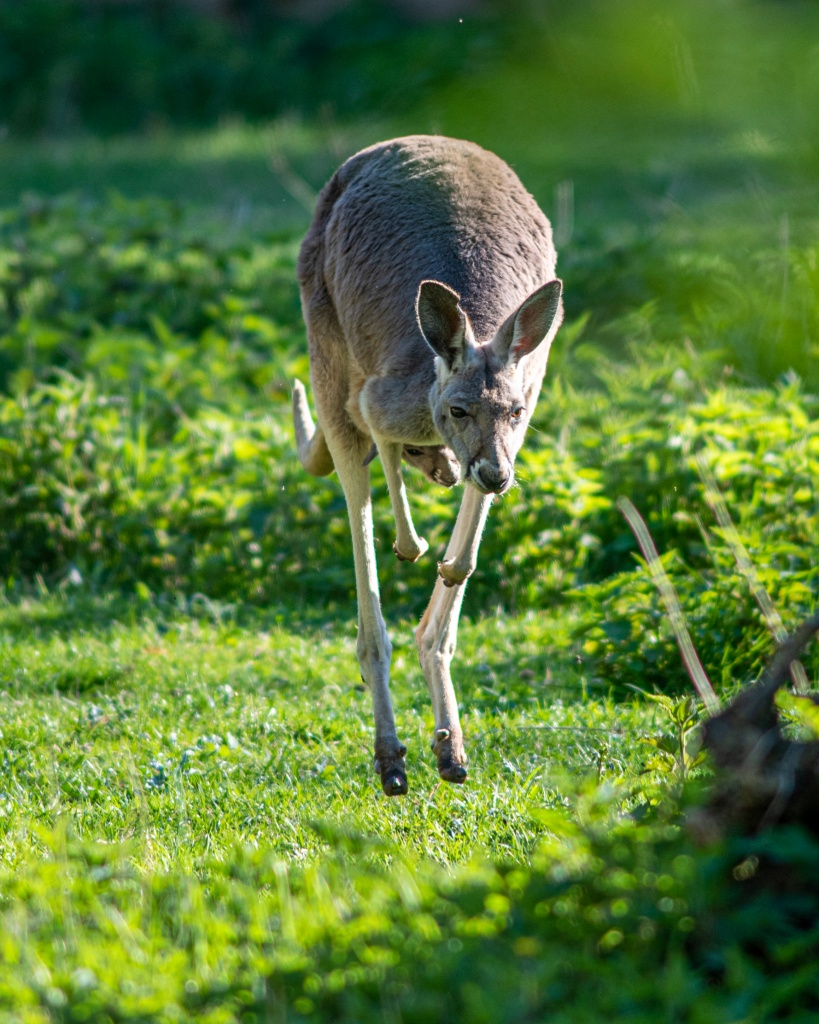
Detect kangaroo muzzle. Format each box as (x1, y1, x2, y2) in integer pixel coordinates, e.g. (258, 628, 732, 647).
(469, 459, 512, 494)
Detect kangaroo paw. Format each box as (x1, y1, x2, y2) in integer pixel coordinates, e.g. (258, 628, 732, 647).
(431, 727, 468, 784)
(393, 537, 429, 563)
(437, 558, 471, 587)
(374, 742, 409, 797)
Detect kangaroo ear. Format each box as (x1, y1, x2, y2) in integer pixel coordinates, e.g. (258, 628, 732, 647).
(416, 280, 471, 371)
(492, 279, 563, 368)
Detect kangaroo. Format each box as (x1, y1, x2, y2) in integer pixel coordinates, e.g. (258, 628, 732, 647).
(295, 135, 562, 795)
(293, 378, 460, 490)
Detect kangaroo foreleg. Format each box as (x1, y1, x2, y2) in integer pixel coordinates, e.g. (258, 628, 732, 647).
(377, 439, 429, 562)
(415, 486, 493, 782)
(292, 379, 335, 476)
(437, 489, 493, 586)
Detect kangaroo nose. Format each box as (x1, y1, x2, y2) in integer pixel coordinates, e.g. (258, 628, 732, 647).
(476, 464, 510, 493)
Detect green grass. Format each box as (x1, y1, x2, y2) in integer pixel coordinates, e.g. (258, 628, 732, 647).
(3, 595, 819, 1023)
(0, 121, 351, 242)
(2, 188, 819, 1016)
(2, 172, 819, 1016)
(0, 595, 668, 1020)
(0, 594, 651, 869)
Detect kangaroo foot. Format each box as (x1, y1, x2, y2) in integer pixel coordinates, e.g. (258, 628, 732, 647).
(393, 537, 429, 563)
(437, 558, 471, 587)
(374, 740, 409, 796)
(432, 727, 468, 784)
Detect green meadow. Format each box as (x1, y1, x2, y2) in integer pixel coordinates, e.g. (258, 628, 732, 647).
(2, 1, 819, 1019)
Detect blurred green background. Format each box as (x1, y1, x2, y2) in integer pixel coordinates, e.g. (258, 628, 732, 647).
(3, 0, 818, 376)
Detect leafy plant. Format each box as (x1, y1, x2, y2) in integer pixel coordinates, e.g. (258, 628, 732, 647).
(636, 692, 705, 782)
(2, 195, 819, 681)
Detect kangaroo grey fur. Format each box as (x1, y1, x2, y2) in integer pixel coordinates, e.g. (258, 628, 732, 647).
(295, 135, 562, 794)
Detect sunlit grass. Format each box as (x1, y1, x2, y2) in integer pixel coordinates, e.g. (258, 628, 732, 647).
(2, 591, 817, 1022)
(0, 592, 660, 874)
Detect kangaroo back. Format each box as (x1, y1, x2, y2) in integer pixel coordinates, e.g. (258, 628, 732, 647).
(298, 136, 556, 379)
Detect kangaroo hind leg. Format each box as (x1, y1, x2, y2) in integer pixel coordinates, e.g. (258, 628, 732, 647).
(302, 283, 407, 794)
(323, 424, 408, 795)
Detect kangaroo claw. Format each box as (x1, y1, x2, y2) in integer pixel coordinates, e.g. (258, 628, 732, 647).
(437, 558, 471, 586)
(432, 727, 468, 783)
(374, 742, 409, 797)
(393, 537, 429, 563)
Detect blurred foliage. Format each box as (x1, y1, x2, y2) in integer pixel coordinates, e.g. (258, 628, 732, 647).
(565, 238, 819, 388)
(3, 0, 819, 173)
(0, 0, 513, 137)
(2, 810, 819, 1021)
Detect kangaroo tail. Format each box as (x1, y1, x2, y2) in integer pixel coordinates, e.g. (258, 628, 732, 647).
(293, 379, 335, 477)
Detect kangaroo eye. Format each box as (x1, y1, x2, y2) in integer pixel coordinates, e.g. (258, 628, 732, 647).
(511, 407, 524, 421)
(450, 406, 467, 419)
(405, 447, 422, 456)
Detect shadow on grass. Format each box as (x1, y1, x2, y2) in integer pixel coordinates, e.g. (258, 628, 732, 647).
(0, 587, 359, 640)
(0, 121, 369, 239)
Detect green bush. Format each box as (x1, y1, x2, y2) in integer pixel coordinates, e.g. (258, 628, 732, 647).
(0, 194, 302, 402)
(2, 194, 818, 693)
(565, 237, 819, 389)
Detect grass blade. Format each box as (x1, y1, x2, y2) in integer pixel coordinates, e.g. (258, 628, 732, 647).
(617, 496, 719, 715)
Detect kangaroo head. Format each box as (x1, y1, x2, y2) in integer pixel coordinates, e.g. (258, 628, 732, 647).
(402, 444, 461, 487)
(417, 278, 562, 494)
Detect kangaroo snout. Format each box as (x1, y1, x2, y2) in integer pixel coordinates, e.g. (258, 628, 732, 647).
(469, 459, 512, 494)
(433, 464, 461, 487)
